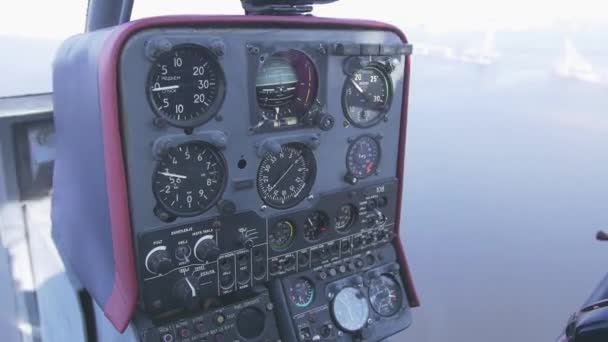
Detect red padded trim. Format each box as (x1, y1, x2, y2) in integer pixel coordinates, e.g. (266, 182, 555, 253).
(97, 14, 419, 331)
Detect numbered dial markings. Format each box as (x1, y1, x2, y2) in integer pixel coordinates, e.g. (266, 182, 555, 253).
(369, 275, 404, 317)
(153, 142, 226, 216)
(148, 45, 225, 127)
(270, 219, 295, 251)
(346, 135, 381, 179)
(342, 65, 392, 127)
(288, 278, 315, 308)
(257, 143, 316, 209)
(303, 211, 330, 242)
(332, 287, 370, 332)
(335, 204, 357, 233)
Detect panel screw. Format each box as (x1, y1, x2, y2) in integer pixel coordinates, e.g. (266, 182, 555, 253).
(247, 44, 260, 55)
(215, 114, 223, 122)
(367, 318, 373, 325)
(307, 194, 314, 201)
(383, 116, 389, 122)
(260, 205, 267, 211)
(343, 121, 350, 128)
(327, 292, 334, 300)
(338, 331, 343, 337)
(266, 303, 274, 311)
(153, 117, 168, 128)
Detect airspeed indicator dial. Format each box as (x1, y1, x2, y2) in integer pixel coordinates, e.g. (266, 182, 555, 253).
(147, 44, 226, 127)
(257, 143, 316, 209)
(153, 142, 227, 217)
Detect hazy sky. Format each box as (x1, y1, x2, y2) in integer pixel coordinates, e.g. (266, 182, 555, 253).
(0, 0, 606, 40)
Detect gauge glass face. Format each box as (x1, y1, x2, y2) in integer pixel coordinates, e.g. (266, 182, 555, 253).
(346, 135, 381, 179)
(153, 142, 226, 216)
(369, 275, 403, 317)
(288, 278, 315, 308)
(269, 220, 295, 251)
(302, 211, 330, 242)
(335, 204, 357, 233)
(332, 287, 369, 332)
(257, 143, 316, 209)
(342, 65, 392, 127)
(255, 50, 318, 126)
(147, 45, 225, 127)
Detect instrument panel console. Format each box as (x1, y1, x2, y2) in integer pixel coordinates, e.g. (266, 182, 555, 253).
(116, 22, 413, 342)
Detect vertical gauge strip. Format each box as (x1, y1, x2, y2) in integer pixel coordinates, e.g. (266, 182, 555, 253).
(342, 63, 393, 128)
(256, 143, 317, 209)
(147, 44, 226, 128)
(152, 141, 227, 217)
(345, 135, 381, 182)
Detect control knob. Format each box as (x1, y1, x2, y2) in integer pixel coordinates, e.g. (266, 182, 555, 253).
(173, 276, 198, 308)
(145, 247, 172, 275)
(194, 235, 220, 263)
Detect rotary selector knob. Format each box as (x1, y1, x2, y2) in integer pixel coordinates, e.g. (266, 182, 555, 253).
(173, 276, 198, 308)
(145, 247, 172, 275)
(194, 235, 220, 263)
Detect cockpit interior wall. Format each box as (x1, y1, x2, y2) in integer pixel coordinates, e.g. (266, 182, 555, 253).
(52, 14, 417, 341)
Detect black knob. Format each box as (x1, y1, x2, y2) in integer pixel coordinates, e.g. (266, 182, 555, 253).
(217, 199, 236, 215)
(195, 237, 220, 263)
(317, 113, 335, 131)
(173, 277, 198, 308)
(146, 249, 172, 274)
(344, 173, 358, 185)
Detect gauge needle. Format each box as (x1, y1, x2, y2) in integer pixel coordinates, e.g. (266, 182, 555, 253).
(270, 163, 295, 190)
(152, 85, 180, 92)
(307, 218, 314, 226)
(157, 171, 188, 179)
(350, 79, 365, 94)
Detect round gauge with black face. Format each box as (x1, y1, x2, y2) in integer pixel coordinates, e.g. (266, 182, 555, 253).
(332, 287, 369, 332)
(256, 50, 318, 126)
(346, 135, 381, 180)
(335, 204, 357, 233)
(369, 275, 403, 317)
(147, 44, 226, 127)
(269, 219, 295, 251)
(153, 142, 227, 216)
(303, 211, 329, 242)
(342, 64, 392, 128)
(288, 278, 315, 308)
(257, 143, 316, 209)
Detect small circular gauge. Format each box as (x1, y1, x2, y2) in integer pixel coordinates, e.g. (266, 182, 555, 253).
(335, 204, 357, 233)
(153, 142, 227, 216)
(257, 143, 316, 209)
(269, 219, 295, 251)
(288, 278, 315, 308)
(369, 275, 403, 317)
(303, 211, 330, 242)
(332, 287, 369, 332)
(346, 135, 381, 180)
(256, 50, 318, 125)
(147, 44, 226, 127)
(342, 64, 392, 128)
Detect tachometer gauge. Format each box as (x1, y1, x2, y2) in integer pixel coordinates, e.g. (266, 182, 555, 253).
(147, 44, 226, 127)
(255, 50, 318, 127)
(332, 287, 369, 332)
(269, 219, 295, 251)
(303, 211, 330, 242)
(346, 135, 381, 180)
(153, 142, 227, 216)
(369, 275, 403, 317)
(342, 64, 392, 128)
(335, 204, 357, 233)
(257, 143, 316, 209)
(288, 278, 315, 308)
